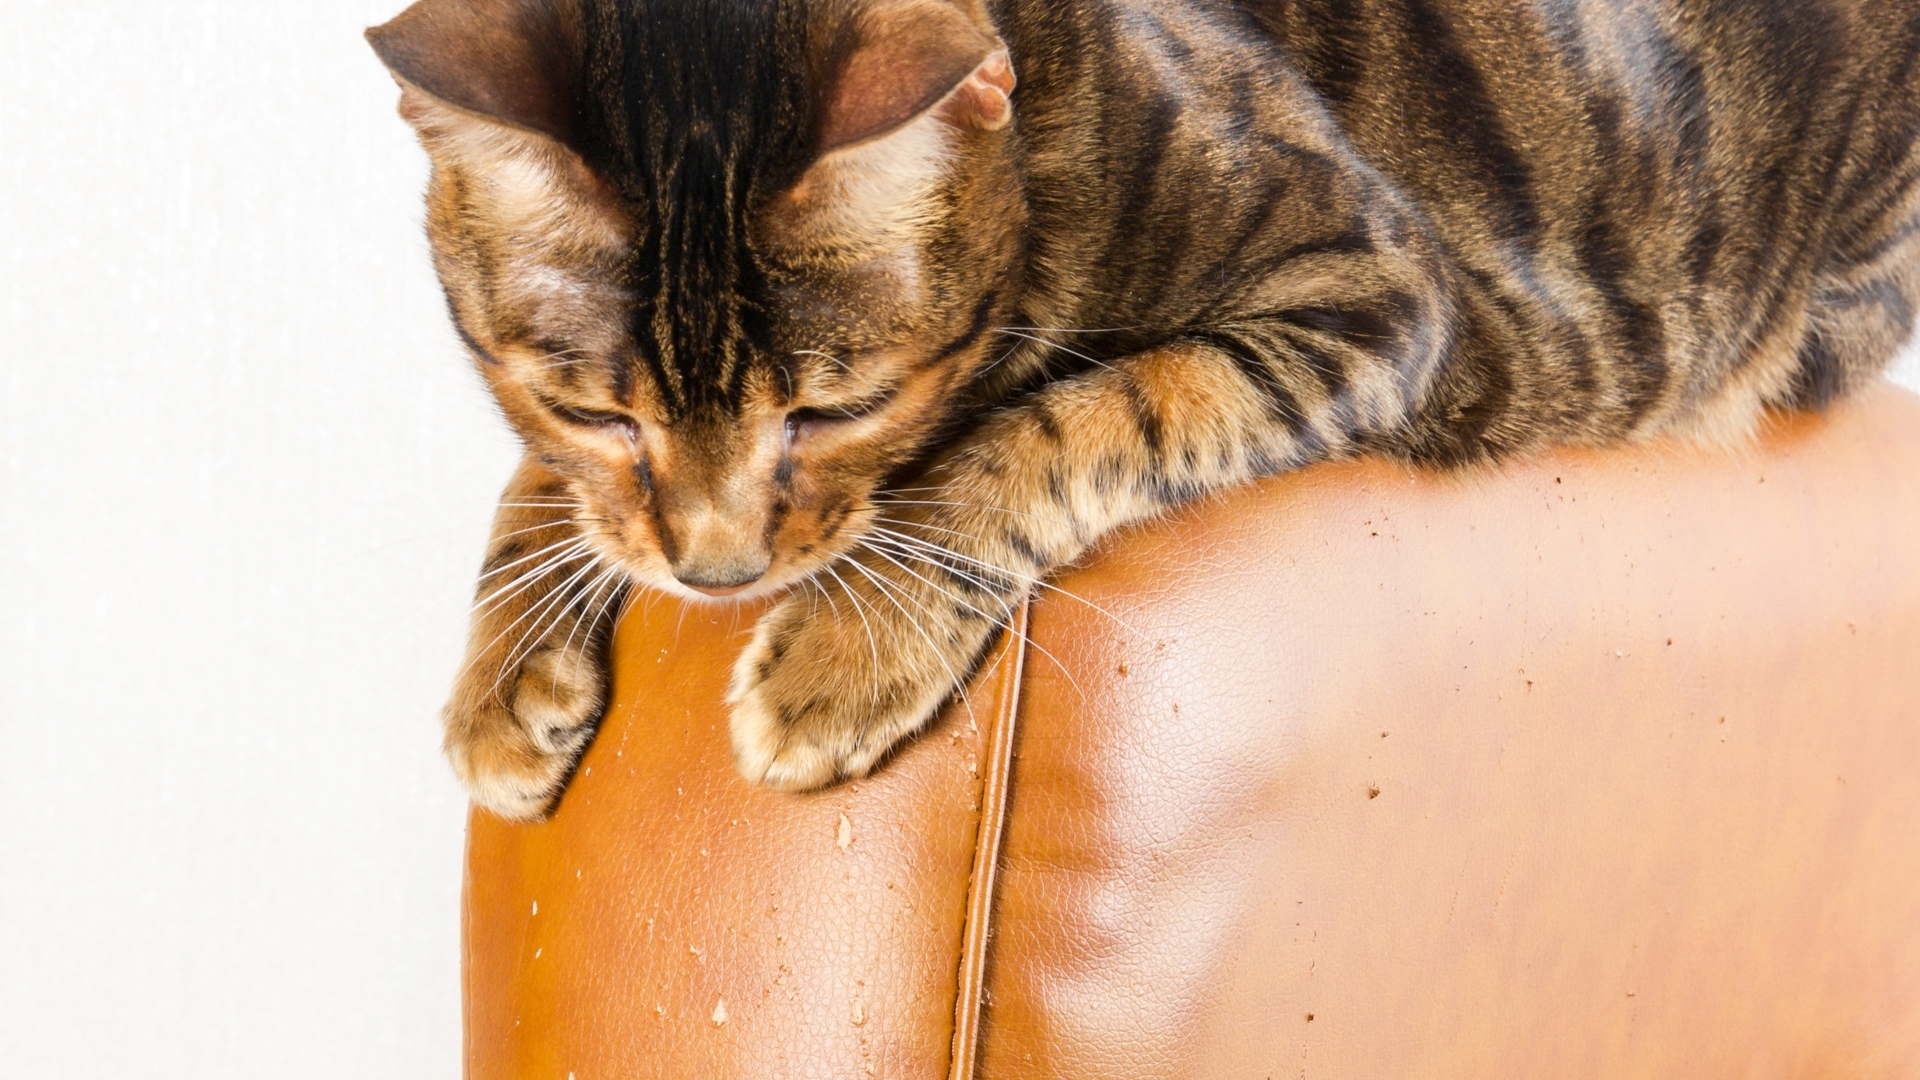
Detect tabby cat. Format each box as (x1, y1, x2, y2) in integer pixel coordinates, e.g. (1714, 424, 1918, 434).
(370, 0, 1920, 819)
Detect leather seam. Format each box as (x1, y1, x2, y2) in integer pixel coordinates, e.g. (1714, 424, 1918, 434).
(948, 596, 1031, 1080)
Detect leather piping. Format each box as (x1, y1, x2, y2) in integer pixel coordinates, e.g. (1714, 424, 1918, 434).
(948, 596, 1031, 1080)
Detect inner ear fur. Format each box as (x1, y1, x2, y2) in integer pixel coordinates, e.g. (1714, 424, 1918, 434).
(370, 0, 622, 243)
(765, 0, 1017, 259)
(819, 0, 1017, 154)
(403, 91, 624, 241)
(367, 0, 584, 145)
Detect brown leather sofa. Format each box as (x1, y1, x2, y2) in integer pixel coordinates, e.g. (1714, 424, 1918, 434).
(464, 383, 1920, 1079)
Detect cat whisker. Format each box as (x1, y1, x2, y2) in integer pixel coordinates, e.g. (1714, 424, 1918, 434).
(482, 552, 603, 677)
(615, 579, 650, 627)
(609, 575, 657, 638)
(477, 534, 592, 589)
(553, 566, 628, 687)
(544, 566, 628, 698)
(472, 543, 593, 614)
(810, 572, 841, 626)
(862, 529, 1020, 592)
(860, 531, 1019, 597)
(865, 517, 990, 549)
(851, 538, 1089, 705)
(577, 568, 625, 633)
(975, 339, 1028, 378)
(792, 348, 854, 374)
(821, 562, 882, 701)
(484, 555, 608, 698)
(462, 570, 588, 691)
(470, 540, 595, 622)
(836, 554, 976, 718)
(856, 540, 1012, 627)
(542, 573, 612, 698)
(530, 347, 594, 369)
(994, 324, 1145, 335)
(490, 519, 580, 543)
(860, 537, 1058, 641)
(991, 329, 1121, 373)
(865, 526, 1138, 633)
(592, 578, 642, 664)
(870, 496, 1044, 522)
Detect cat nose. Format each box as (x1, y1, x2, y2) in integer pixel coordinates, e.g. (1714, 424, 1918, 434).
(652, 464, 774, 596)
(672, 557, 770, 597)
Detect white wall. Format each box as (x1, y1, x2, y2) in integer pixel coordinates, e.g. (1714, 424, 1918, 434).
(2, 4, 1919, 1078)
(1, 3, 512, 1077)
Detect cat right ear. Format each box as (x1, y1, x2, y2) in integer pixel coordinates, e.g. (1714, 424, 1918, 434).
(767, 1, 1016, 257)
(818, 0, 1017, 154)
(367, 0, 584, 146)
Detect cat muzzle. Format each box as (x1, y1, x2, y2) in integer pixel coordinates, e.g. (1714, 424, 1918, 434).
(671, 557, 770, 597)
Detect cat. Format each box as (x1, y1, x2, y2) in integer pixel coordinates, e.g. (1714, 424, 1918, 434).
(370, 0, 1920, 819)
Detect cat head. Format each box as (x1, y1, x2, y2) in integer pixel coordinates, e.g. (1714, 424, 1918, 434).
(369, 0, 1024, 599)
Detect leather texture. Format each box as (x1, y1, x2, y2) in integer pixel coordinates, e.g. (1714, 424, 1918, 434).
(464, 600, 1027, 1078)
(466, 383, 1920, 1078)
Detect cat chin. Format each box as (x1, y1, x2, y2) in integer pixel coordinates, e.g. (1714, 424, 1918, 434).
(631, 564, 816, 608)
(662, 583, 788, 607)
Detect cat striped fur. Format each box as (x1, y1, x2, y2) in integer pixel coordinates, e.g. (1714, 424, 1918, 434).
(371, 0, 1920, 816)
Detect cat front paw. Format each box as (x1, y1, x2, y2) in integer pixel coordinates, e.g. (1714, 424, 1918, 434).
(444, 645, 606, 821)
(726, 568, 1008, 791)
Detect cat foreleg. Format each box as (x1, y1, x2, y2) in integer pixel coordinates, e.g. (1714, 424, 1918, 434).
(444, 456, 625, 820)
(728, 336, 1367, 790)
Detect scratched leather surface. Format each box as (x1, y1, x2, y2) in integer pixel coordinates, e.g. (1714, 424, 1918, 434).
(981, 383, 1920, 1077)
(466, 384, 1920, 1078)
(464, 598, 1017, 1079)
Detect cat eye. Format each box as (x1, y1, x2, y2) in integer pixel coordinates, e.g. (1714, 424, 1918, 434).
(786, 392, 894, 442)
(549, 402, 638, 438)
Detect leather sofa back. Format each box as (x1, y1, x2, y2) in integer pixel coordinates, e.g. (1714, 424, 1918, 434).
(468, 385, 1920, 1078)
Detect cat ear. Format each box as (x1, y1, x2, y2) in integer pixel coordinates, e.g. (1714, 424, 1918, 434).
(819, 0, 1017, 154)
(367, 0, 584, 145)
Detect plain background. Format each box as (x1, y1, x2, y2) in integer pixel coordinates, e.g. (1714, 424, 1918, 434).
(1, 2, 1917, 1077)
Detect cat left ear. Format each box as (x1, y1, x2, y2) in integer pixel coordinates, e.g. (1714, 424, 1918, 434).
(819, 0, 1017, 154)
(367, 0, 584, 145)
